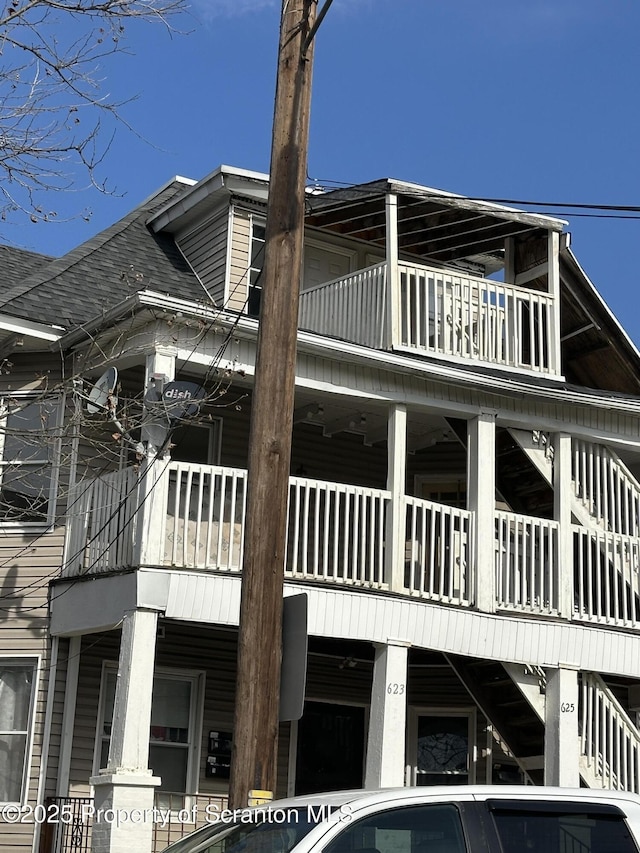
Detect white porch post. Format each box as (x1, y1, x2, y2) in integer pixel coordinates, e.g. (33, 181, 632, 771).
(364, 639, 410, 788)
(386, 403, 407, 593)
(134, 348, 176, 567)
(56, 635, 81, 795)
(385, 192, 399, 349)
(90, 609, 161, 853)
(468, 412, 496, 613)
(548, 230, 561, 375)
(544, 665, 580, 787)
(554, 432, 573, 617)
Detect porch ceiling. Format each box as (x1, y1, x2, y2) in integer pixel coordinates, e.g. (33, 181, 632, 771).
(305, 179, 564, 269)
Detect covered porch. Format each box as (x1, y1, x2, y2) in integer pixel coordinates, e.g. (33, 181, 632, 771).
(301, 180, 565, 376)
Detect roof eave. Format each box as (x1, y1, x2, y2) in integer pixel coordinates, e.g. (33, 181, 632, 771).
(147, 165, 270, 235)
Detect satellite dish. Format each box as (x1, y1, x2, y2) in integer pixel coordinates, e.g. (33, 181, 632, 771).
(162, 381, 205, 421)
(87, 366, 118, 414)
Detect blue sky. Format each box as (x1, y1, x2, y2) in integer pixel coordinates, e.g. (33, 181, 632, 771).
(7, 0, 640, 345)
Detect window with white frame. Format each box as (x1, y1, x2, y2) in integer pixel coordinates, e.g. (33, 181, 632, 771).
(0, 658, 38, 803)
(247, 216, 265, 317)
(0, 395, 59, 526)
(97, 666, 203, 805)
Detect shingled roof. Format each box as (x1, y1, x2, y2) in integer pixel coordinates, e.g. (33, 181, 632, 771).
(0, 180, 205, 332)
(0, 244, 54, 286)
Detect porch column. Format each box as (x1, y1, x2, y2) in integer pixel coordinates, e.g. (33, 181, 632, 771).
(386, 403, 407, 593)
(56, 635, 81, 795)
(547, 230, 561, 375)
(364, 639, 410, 788)
(90, 608, 160, 853)
(468, 412, 496, 613)
(385, 193, 399, 349)
(544, 665, 580, 787)
(554, 432, 573, 617)
(141, 346, 176, 453)
(134, 347, 176, 567)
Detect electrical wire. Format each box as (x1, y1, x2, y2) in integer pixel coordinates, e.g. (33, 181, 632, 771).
(0, 255, 261, 607)
(305, 174, 640, 222)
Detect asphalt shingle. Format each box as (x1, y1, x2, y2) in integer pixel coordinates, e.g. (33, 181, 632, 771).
(0, 181, 205, 332)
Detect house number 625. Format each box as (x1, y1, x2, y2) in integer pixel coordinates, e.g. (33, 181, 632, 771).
(560, 702, 575, 713)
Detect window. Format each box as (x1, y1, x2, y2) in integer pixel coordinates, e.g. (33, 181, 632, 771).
(0, 395, 59, 526)
(489, 801, 639, 853)
(247, 217, 265, 317)
(96, 666, 204, 806)
(170, 420, 222, 465)
(323, 803, 467, 853)
(0, 658, 38, 803)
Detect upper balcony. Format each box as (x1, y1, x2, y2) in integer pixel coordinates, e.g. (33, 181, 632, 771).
(299, 259, 556, 375)
(300, 180, 565, 378)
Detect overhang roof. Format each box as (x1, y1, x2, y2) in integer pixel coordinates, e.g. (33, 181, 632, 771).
(305, 179, 567, 269)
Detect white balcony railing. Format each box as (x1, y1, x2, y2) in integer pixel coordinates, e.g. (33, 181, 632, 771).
(399, 263, 555, 373)
(299, 263, 388, 349)
(164, 463, 247, 570)
(405, 496, 474, 606)
(63, 462, 640, 632)
(65, 467, 138, 575)
(495, 511, 559, 615)
(286, 477, 389, 587)
(299, 260, 558, 374)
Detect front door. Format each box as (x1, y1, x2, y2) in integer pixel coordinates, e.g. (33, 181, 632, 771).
(409, 710, 475, 786)
(294, 700, 365, 794)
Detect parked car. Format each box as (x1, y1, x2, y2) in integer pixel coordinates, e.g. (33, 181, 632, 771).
(161, 787, 640, 853)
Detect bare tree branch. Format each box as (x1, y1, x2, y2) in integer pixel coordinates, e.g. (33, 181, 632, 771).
(0, 0, 189, 224)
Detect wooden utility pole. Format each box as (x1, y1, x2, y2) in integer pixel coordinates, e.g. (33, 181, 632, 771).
(228, 0, 318, 809)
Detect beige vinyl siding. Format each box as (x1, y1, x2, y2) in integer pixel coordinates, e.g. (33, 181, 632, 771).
(0, 535, 64, 853)
(228, 208, 251, 313)
(0, 357, 70, 852)
(176, 209, 229, 308)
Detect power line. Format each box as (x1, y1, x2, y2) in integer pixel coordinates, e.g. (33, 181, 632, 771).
(306, 175, 640, 221)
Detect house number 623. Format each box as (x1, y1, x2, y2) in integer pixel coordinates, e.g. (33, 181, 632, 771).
(387, 683, 405, 695)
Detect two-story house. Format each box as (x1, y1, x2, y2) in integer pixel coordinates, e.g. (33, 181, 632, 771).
(3, 165, 640, 853)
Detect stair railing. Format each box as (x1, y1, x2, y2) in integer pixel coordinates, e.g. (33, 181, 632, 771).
(580, 671, 640, 792)
(573, 439, 640, 536)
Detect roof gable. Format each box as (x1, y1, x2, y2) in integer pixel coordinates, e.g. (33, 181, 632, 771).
(0, 181, 207, 332)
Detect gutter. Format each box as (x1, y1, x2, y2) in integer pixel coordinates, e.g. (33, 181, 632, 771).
(55, 289, 640, 419)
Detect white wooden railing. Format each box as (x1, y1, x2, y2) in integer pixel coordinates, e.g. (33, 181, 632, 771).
(398, 262, 555, 372)
(64, 467, 138, 575)
(495, 511, 559, 614)
(581, 671, 640, 792)
(573, 526, 640, 628)
(405, 496, 474, 605)
(298, 260, 558, 374)
(299, 263, 388, 349)
(64, 462, 640, 632)
(164, 463, 246, 570)
(286, 477, 389, 587)
(573, 439, 640, 536)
